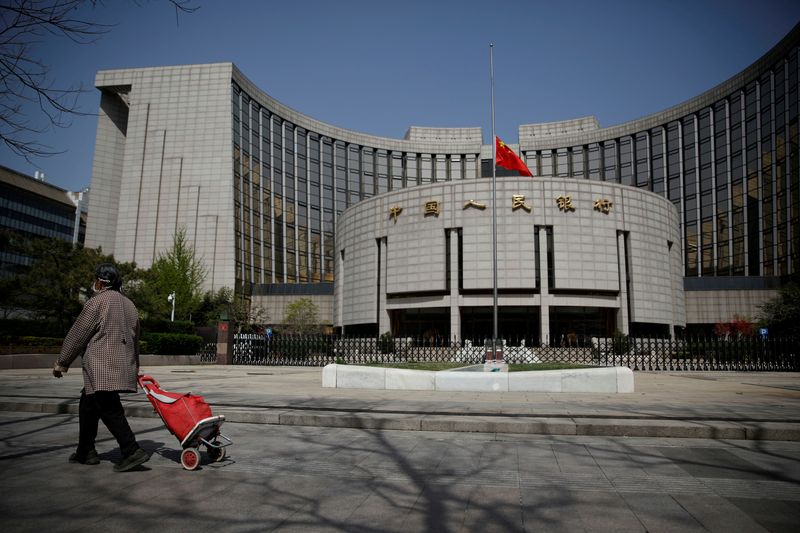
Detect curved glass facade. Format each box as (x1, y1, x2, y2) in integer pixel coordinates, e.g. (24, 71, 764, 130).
(231, 84, 483, 289)
(519, 75, 798, 281)
(88, 26, 799, 331)
(232, 24, 799, 296)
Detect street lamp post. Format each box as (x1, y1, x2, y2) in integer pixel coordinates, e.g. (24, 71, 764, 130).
(167, 292, 176, 322)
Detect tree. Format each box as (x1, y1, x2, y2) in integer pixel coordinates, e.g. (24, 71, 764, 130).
(192, 287, 234, 327)
(713, 316, 754, 339)
(757, 283, 800, 337)
(128, 227, 205, 322)
(192, 287, 269, 332)
(283, 297, 320, 335)
(2, 234, 136, 333)
(0, 0, 197, 160)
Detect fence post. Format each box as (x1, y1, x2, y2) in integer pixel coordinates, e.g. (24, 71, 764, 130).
(215, 321, 233, 365)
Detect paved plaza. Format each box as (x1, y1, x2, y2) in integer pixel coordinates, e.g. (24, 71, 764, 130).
(0, 366, 799, 531)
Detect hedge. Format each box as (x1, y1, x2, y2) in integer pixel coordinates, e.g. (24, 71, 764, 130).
(1, 335, 63, 346)
(140, 318, 195, 334)
(139, 332, 203, 355)
(0, 319, 64, 337)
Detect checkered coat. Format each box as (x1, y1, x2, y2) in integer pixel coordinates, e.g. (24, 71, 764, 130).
(57, 289, 140, 394)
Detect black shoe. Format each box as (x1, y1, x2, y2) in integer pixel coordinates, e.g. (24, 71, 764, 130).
(113, 448, 150, 472)
(69, 450, 100, 465)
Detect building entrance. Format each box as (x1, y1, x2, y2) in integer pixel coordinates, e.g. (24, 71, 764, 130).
(460, 306, 539, 345)
(548, 307, 616, 347)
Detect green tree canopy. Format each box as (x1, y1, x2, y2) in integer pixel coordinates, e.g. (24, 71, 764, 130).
(283, 297, 320, 335)
(128, 227, 205, 322)
(2, 233, 136, 333)
(757, 283, 800, 337)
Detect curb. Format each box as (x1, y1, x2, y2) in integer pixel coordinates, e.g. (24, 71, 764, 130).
(2, 397, 799, 441)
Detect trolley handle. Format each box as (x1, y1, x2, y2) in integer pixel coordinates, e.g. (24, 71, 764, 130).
(137, 374, 160, 390)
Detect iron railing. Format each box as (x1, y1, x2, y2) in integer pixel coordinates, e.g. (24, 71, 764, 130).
(196, 334, 798, 371)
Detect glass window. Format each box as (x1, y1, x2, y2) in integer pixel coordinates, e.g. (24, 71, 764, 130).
(635, 133, 650, 188)
(619, 137, 633, 185)
(603, 141, 617, 182)
(570, 147, 584, 177)
(587, 143, 601, 180)
(540, 151, 553, 177)
(391, 152, 404, 189)
(420, 154, 432, 183)
(434, 155, 447, 181)
(376, 149, 389, 193)
(406, 153, 418, 184)
(450, 154, 463, 180)
(470, 154, 481, 179)
(556, 148, 569, 177)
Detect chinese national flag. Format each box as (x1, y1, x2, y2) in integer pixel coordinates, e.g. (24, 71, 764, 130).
(495, 136, 533, 177)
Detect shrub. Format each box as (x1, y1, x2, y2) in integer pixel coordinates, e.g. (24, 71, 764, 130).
(611, 330, 630, 355)
(0, 319, 63, 337)
(0, 335, 63, 354)
(140, 318, 195, 334)
(140, 332, 203, 355)
(379, 332, 394, 354)
(1, 335, 63, 346)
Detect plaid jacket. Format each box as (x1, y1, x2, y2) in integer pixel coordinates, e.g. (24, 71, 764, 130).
(57, 289, 140, 394)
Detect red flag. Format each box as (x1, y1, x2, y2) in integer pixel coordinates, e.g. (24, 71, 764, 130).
(495, 136, 533, 177)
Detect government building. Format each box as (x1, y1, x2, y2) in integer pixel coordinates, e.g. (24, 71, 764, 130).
(85, 24, 800, 343)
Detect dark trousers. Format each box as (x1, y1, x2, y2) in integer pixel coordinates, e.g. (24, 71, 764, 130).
(78, 390, 138, 458)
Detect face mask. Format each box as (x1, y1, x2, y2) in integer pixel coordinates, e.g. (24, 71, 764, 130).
(92, 278, 111, 294)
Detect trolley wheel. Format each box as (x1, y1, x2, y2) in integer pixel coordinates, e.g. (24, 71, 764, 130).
(180, 447, 201, 470)
(208, 445, 226, 462)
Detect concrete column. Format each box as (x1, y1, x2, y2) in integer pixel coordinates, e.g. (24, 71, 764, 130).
(449, 229, 461, 341)
(617, 232, 630, 335)
(378, 238, 390, 334)
(538, 227, 550, 346)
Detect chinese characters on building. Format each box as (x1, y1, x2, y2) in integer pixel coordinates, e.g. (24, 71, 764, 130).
(593, 198, 613, 214)
(387, 195, 614, 220)
(556, 195, 575, 211)
(388, 206, 403, 222)
(511, 194, 531, 212)
(424, 201, 441, 217)
(463, 199, 486, 210)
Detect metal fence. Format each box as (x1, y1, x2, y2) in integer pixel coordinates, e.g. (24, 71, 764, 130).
(197, 334, 798, 371)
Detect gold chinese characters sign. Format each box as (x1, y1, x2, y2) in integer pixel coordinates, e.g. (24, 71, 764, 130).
(386, 195, 615, 222)
(388, 206, 403, 223)
(593, 198, 613, 214)
(556, 195, 575, 211)
(424, 201, 441, 217)
(463, 199, 486, 210)
(512, 194, 531, 212)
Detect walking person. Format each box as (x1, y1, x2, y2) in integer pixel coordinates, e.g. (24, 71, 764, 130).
(53, 263, 150, 472)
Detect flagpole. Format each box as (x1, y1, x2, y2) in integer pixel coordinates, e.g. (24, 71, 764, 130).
(490, 44, 498, 361)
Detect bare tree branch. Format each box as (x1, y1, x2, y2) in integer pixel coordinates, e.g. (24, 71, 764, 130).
(0, 0, 198, 161)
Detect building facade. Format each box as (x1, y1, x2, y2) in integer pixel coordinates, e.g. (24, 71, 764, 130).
(0, 165, 87, 279)
(86, 24, 800, 335)
(336, 177, 684, 343)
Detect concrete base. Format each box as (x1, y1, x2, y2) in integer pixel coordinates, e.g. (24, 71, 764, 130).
(322, 364, 635, 393)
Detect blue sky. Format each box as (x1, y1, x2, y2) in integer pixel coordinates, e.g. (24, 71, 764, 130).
(2, 0, 799, 192)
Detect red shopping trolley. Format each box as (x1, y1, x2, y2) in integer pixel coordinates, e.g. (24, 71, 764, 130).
(138, 374, 232, 470)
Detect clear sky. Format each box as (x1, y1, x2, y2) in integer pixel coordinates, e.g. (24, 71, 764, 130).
(2, 0, 799, 192)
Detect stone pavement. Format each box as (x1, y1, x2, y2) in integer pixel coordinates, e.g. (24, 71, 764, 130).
(2, 411, 800, 532)
(1, 366, 800, 532)
(0, 365, 799, 440)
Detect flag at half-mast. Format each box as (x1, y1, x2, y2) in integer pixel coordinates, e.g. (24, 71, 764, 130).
(495, 136, 533, 177)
